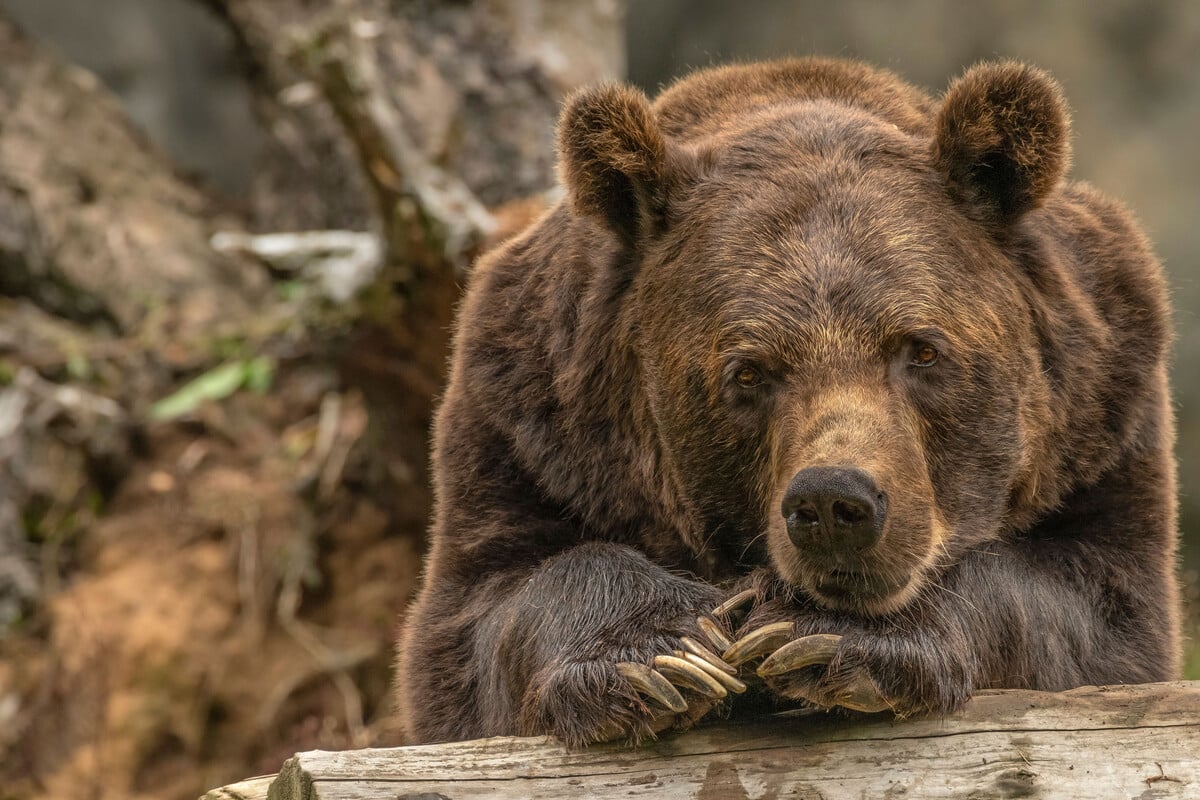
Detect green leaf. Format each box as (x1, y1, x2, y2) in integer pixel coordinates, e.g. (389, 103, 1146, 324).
(149, 360, 249, 420)
(66, 351, 92, 381)
(244, 356, 275, 394)
(278, 280, 306, 302)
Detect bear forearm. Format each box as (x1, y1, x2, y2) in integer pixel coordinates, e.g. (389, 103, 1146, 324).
(399, 541, 727, 743)
(732, 532, 1176, 717)
(946, 541, 1179, 690)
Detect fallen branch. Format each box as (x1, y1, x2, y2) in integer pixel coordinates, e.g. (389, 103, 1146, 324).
(203, 680, 1200, 800)
(211, 230, 381, 302)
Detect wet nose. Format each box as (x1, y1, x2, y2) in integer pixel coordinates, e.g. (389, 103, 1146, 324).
(781, 467, 886, 554)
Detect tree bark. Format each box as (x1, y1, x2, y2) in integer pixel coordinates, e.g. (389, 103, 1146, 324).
(200, 0, 622, 227)
(198, 0, 625, 531)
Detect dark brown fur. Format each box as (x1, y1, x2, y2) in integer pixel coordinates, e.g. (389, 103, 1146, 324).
(396, 58, 1180, 745)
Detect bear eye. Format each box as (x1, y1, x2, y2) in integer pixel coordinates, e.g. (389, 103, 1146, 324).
(909, 342, 940, 368)
(733, 365, 764, 388)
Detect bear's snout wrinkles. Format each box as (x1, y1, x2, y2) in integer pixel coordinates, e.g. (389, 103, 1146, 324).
(781, 466, 886, 557)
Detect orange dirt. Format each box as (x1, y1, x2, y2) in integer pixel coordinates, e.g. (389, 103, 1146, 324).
(0, 366, 425, 800)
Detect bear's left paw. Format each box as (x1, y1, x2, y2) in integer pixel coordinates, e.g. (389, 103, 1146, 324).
(724, 620, 973, 717)
(756, 631, 892, 712)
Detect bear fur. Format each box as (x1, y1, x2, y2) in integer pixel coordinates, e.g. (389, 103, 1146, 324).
(396, 57, 1180, 746)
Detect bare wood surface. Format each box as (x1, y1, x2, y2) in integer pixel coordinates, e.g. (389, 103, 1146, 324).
(199, 681, 1200, 799)
(202, 776, 276, 800)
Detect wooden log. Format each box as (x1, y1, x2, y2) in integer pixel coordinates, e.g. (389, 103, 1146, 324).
(201, 681, 1200, 799)
(203, 776, 276, 800)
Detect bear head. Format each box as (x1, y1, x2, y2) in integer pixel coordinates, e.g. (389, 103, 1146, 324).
(556, 61, 1080, 616)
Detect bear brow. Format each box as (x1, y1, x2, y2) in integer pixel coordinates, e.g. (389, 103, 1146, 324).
(718, 311, 875, 363)
(716, 317, 797, 360)
(718, 295, 957, 359)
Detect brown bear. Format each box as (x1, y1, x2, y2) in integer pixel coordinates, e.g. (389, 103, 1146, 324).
(396, 57, 1180, 746)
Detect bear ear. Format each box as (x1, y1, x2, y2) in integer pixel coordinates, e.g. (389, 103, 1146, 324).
(557, 84, 687, 244)
(933, 61, 1071, 226)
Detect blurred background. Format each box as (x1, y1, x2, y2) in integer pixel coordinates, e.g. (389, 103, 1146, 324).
(0, 1, 1195, 798)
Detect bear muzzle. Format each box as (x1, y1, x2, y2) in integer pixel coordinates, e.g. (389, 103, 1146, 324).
(777, 465, 926, 612)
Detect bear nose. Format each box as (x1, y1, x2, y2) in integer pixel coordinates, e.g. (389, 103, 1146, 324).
(781, 467, 887, 554)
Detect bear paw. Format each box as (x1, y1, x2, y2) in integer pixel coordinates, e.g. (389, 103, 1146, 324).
(725, 611, 973, 717)
(518, 608, 748, 747)
(736, 628, 891, 712)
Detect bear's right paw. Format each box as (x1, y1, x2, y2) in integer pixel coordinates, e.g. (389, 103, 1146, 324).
(517, 617, 745, 746)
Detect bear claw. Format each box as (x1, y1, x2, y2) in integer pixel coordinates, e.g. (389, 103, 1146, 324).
(754, 634, 892, 713)
(680, 636, 737, 675)
(794, 671, 891, 714)
(653, 654, 728, 699)
(673, 650, 747, 694)
(681, 652, 744, 695)
(696, 616, 733, 652)
(711, 588, 757, 619)
(723, 621, 795, 666)
(756, 633, 843, 676)
(829, 673, 893, 713)
(615, 661, 688, 712)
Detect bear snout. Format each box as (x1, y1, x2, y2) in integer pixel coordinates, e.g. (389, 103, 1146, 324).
(781, 466, 888, 557)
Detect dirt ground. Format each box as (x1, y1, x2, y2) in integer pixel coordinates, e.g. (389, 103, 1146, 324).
(0, 361, 428, 800)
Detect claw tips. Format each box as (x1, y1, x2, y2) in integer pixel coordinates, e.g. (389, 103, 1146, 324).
(711, 588, 757, 618)
(653, 654, 728, 699)
(722, 621, 795, 667)
(680, 636, 737, 675)
(696, 616, 732, 653)
(616, 661, 688, 713)
(755, 633, 842, 677)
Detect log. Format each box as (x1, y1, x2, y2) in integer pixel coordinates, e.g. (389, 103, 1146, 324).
(201, 681, 1200, 799)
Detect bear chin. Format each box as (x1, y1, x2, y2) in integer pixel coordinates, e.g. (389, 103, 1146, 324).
(768, 515, 947, 617)
(779, 564, 920, 617)
(808, 569, 917, 614)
